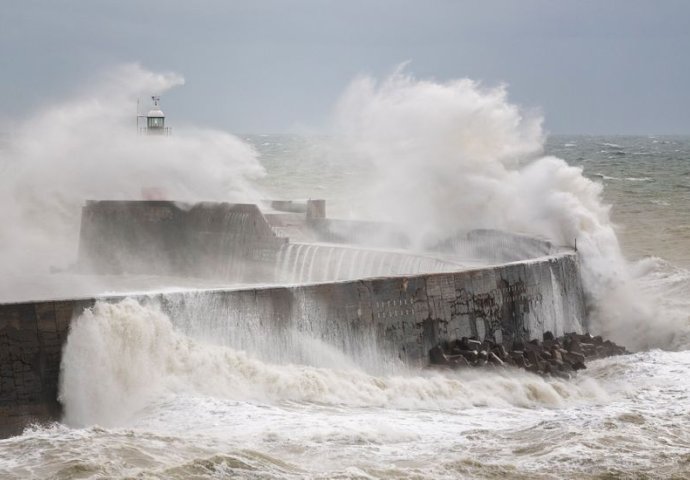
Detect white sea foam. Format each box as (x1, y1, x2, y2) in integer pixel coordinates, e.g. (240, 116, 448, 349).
(40, 299, 690, 478)
(592, 172, 621, 181)
(59, 299, 607, 428)
(601, 142, 623, 149)
(1, 347, 681, 479)
(626, 176, 652, 182)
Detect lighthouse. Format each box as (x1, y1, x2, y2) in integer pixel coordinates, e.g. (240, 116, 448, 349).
(138, 96, 171, 135)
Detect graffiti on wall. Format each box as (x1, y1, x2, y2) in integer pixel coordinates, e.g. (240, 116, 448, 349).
(376, 278, 544, 353)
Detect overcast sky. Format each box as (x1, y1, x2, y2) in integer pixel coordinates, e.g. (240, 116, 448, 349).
(2, 0, 689, 134)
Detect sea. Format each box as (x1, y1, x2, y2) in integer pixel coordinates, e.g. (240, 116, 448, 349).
(1, 134, 689, 479)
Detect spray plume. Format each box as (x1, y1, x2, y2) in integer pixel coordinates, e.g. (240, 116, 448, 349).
(334, 69, 687, 350)
(0, 64, 265, 282)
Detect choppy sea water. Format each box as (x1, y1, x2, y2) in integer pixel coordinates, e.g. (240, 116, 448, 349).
(547, 136, 690, 269)
(1, 135, 689, 479)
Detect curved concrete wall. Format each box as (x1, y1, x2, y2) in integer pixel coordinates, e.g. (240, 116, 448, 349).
(0, 251, 585, 437)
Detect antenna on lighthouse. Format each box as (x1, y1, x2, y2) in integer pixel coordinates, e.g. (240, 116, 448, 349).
(136, 95, 170, 136)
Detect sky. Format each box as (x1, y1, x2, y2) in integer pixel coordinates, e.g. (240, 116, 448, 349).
(1, 0, 689, 134)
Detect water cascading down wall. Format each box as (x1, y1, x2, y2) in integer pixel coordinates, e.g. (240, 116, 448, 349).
(0, 201, 587, 437)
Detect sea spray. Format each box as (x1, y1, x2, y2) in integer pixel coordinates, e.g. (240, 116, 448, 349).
(0, 64, 265, 288)
(334, 69, 689, 350)
(59, 299, 607, 428)
(6, 135, 689, 479)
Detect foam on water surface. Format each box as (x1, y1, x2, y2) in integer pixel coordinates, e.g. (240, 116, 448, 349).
(59, 299, 605, 428)
(2, 299, 688, 478)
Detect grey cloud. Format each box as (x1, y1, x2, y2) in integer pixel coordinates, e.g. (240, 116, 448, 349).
(2, 0, 689, 133)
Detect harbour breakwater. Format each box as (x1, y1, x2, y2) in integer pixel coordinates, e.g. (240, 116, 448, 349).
(0, 251, 585, 438)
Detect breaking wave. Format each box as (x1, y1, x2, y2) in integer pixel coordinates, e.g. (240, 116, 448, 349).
(59, 299, 607, 428)
(334, 68, 690, 350)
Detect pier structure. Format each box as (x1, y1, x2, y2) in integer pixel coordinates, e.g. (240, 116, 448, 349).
(0, 199, 587, 437)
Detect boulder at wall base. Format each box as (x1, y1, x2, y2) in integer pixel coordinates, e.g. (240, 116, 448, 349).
(467, 339, 482, 351)
(459, 350, 478, 362)
(448, 355, 470, 367)
(488, 352, 504, 366)
(571, 360, 587, 370)
(564, 351, 585, 365)
(429, 345, 448, 365)
(526, 350, 540, 366)
(492, 344, 508, 359)
(428, 331, 628, 376)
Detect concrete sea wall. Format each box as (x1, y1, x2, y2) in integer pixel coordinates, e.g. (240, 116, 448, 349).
(0, 251, 586, 438)
(78, 201, 286, 281)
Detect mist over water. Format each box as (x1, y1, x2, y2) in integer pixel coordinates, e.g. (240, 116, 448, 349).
(0, 64, 265, 287)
